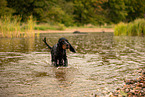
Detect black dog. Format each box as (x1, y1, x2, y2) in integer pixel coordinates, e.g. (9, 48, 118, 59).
(43, 37, 76, 67)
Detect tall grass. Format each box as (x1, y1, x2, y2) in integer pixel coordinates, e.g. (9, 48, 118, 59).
(0, 16, 21, 37)
(0, 15, 36, 38)
(114, 18, 145, 36)
(24, 15, 36, 37)
(114, 22, 127, 36)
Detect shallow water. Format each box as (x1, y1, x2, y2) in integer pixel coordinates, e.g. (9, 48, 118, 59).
(0, 33, 145, 97)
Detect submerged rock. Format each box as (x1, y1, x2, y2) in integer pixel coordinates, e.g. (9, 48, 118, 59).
(73, 31, 81, 34)
(73, 31, 88, 34)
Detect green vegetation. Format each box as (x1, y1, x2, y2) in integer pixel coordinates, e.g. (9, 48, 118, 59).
(114, 18, 145, 36)
(0, 16, 21, 37)
(34, 23, 66, 31)
(0, 15, 36, 37)
(2, 0, 145, 25)
(23, 15, 36, 37)
(34, 24, 56, 31)
(0, 0, 145, 37)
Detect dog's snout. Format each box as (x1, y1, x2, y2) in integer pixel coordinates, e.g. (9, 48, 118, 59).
(65, 43, 69, 49)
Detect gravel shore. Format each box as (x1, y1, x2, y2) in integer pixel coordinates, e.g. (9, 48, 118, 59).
(110, 69, 145, 97)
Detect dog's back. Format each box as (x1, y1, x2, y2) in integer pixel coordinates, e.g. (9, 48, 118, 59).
(43, 37, 75, 67)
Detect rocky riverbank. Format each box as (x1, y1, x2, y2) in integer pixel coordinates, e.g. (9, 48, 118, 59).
(110, 69, 145, 97)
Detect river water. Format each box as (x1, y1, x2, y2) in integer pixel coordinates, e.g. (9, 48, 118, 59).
(0, 32, 145, 97)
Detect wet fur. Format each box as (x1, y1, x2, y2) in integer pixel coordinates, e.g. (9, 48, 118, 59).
(43, 37, 76, 67)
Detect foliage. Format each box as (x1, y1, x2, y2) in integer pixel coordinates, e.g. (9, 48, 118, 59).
(57, 23, 66, 30)
(114, 18, 145, 36)
(7, 0, 47, 22)
(124, 0, 145, 22)
(35, 23, 66, 30)
(73, 0, 107, 25)
(35, 24, 54, 31)
(114, 22, 127, 36)
(0, 15, 21, 37)
(0, 0, 14, 17)
(24, 15, 36, 37)
(104, 0, 127, 24)
(0, 0, 144, 30)
(47, 6, 73, 26)
(0, 15, 36, 38)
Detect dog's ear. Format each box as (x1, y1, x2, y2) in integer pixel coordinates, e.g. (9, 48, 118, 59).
(69, 43, 76, 53)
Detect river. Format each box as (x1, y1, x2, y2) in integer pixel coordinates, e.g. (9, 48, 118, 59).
(0, 32, 145, 96)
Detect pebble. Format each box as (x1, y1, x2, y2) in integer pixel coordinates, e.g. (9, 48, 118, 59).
(109, 69, 145, 97)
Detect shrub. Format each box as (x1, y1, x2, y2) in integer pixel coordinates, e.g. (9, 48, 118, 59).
(57, 23, 66, 30)
(0, 15, 21, 37)
(0, 15, 36, 37)
(24, 15, 36, 37)
(114, 18, 145, 36)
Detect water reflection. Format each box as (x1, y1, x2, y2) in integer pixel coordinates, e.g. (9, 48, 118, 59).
(0, 37, 35, 52)
(53, 67, 76, 88)
(0, 33, 145, 96)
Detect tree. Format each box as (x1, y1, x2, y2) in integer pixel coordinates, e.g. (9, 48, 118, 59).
(125, 0, 145, 22)
(0, 0, 14, 17)
(104, 0, 127, 23)
(7, 0, 47, 22)
(47, 0, 74, 26)
(73, 0, 95, 25)
(94, 0, 108, 25)
(6, 0, 74, 25)
(73, 0, 108, 25)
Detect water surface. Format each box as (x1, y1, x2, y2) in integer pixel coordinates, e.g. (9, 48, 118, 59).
(0, 33, 145, 96)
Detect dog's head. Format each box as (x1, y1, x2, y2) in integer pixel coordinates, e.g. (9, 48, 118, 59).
(58, 37, 76, 53)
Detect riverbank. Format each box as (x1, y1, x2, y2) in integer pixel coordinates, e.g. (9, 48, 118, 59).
(0, 28, 113, 37)
(35, 28, 114, 33)
(114, 18, 145, 36)
(109, 69, 145, 97)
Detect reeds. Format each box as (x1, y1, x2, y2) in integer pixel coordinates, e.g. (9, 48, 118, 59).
(114, 18, 145, 36)
(24, 15, 36, 37)
(0, 16, 21, 37)
(0, 15, 36, 38)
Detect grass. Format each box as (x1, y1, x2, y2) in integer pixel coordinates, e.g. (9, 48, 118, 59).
(0, 15, 36, 38)
(24, 15, 36, 37)
(34, 23, 66, 31)
(34, 24, 57, 30)
(114, 18, 145, 36)
(0, 15, 114, 38)
(0, 16, 21, 37)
